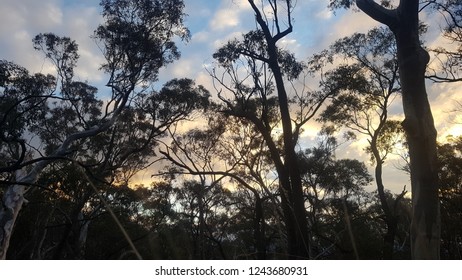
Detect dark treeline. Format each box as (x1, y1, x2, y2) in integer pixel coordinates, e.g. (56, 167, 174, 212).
(1, 0, 461, 259)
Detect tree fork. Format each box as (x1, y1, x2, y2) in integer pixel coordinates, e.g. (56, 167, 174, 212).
(248, 0, 310, 258)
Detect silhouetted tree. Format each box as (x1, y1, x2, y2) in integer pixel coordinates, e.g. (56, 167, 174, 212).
(159, 112, 284, 259)
(313, 27, 408, 258)
(427, 0, 462, 83)
(0, 0, 190, 259)
(438, 136, 462, 259)
(209, 0, 337, 259)
(298, 136, 375, 259)
(328, 0, 440, 259)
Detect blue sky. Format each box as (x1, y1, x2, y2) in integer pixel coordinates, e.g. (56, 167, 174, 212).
(1, 0, 461, 193)
(0, 0, 381, 87)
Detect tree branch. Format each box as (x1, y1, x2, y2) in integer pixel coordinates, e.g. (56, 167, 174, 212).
(356, 0, 398, 29)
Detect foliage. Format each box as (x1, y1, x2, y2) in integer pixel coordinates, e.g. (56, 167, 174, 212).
(427, 0, 462, 82)
(438, 136, 462, 259)
(2, 0, 461, 260)
(0, 0, 198, 260)
(96, 0, 189, 84)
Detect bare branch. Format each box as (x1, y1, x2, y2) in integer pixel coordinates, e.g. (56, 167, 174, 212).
(356, 0, 398, 28)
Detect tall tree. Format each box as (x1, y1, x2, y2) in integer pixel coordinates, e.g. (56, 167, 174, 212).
(298, 136, 375, 259)
(209, 0, 338, 259)
(313, 27, 408, 258)
(329, 0, 441, 259)
(0, 0, 189, 259)
(159, 113, 284, 259)
(3, 77, 208, 259)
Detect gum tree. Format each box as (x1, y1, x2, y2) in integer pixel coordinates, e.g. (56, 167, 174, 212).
(0, 0, 190, 259)
(328, 0, 440, 259)
(313, 27, 408, 258)
(208, 0, 337, 259)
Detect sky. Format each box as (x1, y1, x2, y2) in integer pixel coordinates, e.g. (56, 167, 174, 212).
(1, 0, 461, 194)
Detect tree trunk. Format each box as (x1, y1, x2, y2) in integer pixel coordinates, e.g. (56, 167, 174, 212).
(268, 41, 310, 260)
(250, 116, 309, 258)
(197, 183, 206, 260)
(247, 0, 310, 259)
(357, 0, 440, 260)
(371, 138, 399, 259)
(0, 171, 27, 259)
(397, 41, 440, 259)
(394, 3, 440, 260)
(253, 194, 267, 259)
(374, 160, 398, 259)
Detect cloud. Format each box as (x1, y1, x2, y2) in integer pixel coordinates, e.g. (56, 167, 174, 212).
(212, 31, 243, 49)
(279, 38, 300, 50)
(191, 31, 211, 43)
(316, 8, 334, 20)
(428, 82, 462, 140)
(63, 6, 104, 82)
(210, 9, 241, 30)
(0, 0, 61, 71)
(0, 0, 107, 85)
(329, 11, 379, 41)
(209, 0, 253, 31)
(158, 0, 255, 90)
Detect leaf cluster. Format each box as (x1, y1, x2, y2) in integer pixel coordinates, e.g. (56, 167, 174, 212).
(96, 0, 189, 85)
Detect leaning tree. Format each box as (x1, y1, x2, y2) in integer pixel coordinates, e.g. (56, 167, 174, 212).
(0, 0, 190, 259)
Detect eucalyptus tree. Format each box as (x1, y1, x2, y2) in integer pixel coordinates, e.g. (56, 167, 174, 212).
(159, 112, 284, 259)
(437, 136, 462, 259)
(426, 0, 462, 83)
(157, 117, 227, 259)
(298, 136, 375, 259)
(328, 0, 440, 259)
(0, 0, 191, 259)
(312, 27, 408, 258)
(170, 179, 237, 259)
(209, 0, 335, 259)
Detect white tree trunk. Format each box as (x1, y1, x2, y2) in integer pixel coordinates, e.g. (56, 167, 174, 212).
(0, 113, 123, 259)
(0, 170, 27, 259)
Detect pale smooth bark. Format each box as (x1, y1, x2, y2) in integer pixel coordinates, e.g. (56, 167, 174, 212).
(0, 96, 128, 259)
(356, 0, 440, 259)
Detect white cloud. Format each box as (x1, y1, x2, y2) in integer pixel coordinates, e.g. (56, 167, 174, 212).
(210, 9, 241, 31)
(195, 71, 214, 90)
(192, 31, 211, 43)
(0, 0, 62, 71)
(209, 0, 253, 31)
(63, 6, 104, 82)
(0, 2, 26, 34)
(173, 59, 196, 78)
(0, 0, 105, 84)
(325, 10, 379, 44)
(0, 0, 63, 32)
(428, 82, 462, 141)
(40, 1, 64, 27)
(212, 31, 243, 49)
(279, 38, 298, 48)
(316, 8, 333, 20)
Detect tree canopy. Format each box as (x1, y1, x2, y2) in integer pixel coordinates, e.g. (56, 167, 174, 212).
(0, 0, 461, 260)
